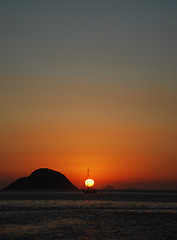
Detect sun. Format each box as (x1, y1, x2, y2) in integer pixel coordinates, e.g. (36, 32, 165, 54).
(85, 179, 94, 188)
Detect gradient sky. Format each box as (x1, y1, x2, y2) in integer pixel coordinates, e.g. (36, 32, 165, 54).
(0, 0, 177, 190)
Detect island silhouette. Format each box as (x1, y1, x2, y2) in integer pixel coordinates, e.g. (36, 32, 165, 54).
(2, 168, 78, 191)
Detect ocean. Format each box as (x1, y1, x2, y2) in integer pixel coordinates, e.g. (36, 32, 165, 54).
(0, 190, 177, 240)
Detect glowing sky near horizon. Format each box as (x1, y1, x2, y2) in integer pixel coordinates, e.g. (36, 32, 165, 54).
(0, 0, 177, 189)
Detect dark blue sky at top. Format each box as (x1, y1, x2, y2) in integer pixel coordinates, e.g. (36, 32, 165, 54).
(0, 0, 177, 87)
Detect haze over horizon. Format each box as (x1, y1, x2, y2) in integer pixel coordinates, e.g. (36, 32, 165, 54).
(0, 0, 177, 190)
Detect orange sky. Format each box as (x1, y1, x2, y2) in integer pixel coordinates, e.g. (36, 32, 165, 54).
(1, 112, 177, 189)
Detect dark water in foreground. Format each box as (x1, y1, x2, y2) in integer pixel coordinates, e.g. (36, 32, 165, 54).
(0, 191, 177, 240)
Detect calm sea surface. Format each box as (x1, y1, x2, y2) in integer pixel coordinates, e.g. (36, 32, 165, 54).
(0, 190, 177, 240)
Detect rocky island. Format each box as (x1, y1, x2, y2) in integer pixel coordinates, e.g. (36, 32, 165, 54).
(2, 168, 78, 191)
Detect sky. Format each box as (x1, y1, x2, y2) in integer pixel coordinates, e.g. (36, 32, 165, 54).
(0, 0, 177, 190)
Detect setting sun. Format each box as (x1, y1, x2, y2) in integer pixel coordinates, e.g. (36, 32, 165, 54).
(85, 179, 94, 188)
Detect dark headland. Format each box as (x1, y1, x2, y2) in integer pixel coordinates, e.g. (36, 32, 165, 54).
(2, 168, 78, 191)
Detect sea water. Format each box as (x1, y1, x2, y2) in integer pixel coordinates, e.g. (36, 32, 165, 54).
(0, 190, 177, 240)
